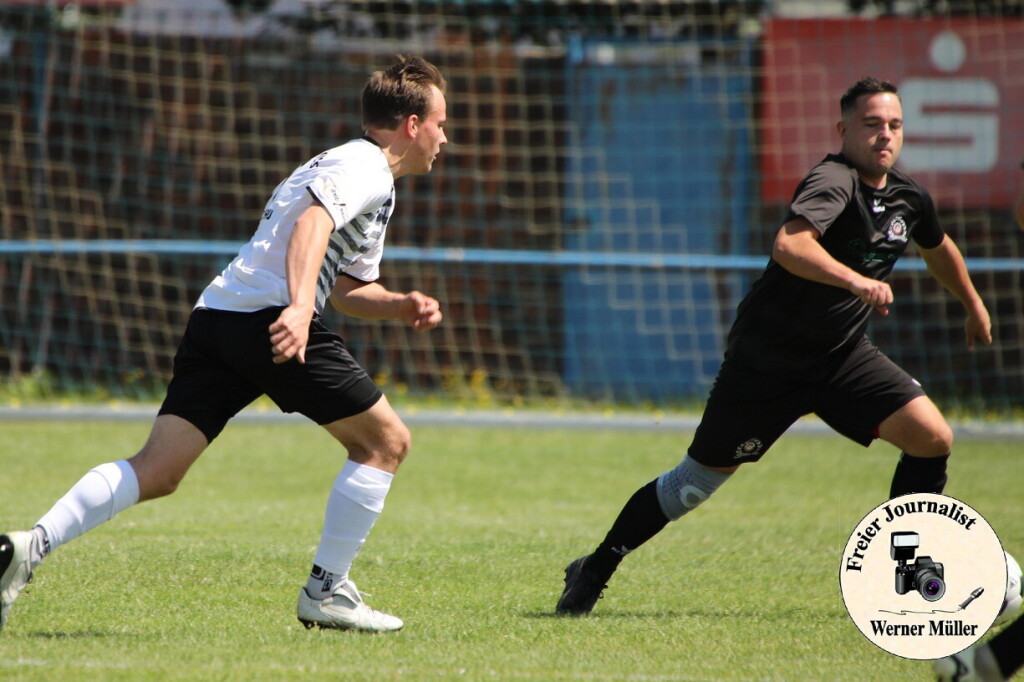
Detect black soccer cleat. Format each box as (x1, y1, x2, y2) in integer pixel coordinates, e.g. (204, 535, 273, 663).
(556, 555, 607, 616)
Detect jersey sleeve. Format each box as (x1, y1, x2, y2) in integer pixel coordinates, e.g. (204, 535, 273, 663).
(910, 188, 945, 249)
(292, 143, 394, 289)
(785, 162, 856, 235)
(343, 237, 384, 283)
(305, 165, 378, 231)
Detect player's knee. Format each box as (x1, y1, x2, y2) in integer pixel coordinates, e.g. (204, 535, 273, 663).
(389, 424, 412, 465)
(128, 453, 184, 501)
(151, 474, 184, 499)
(916, 421, 953, 457)
(655, 454, 734, 522)
(934, 426, 954, 456)
(133, 465, 184, 501)
(348, 422, 411, 469)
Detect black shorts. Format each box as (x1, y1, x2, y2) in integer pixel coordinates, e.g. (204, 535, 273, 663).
(688, 336, 926, 468)
(158, 307, 383, 443)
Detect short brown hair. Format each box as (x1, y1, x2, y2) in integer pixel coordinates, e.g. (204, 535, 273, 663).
(362, 56, 447, 131)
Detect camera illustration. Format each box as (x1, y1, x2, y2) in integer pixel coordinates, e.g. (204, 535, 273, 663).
(891, 531, 946, 602)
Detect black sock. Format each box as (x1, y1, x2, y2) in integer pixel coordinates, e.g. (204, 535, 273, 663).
(989, 611, 1024, 679)
(586, 479, 669, 580)
(888, 452, 949, 498)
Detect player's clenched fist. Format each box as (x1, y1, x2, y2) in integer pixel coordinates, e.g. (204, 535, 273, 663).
(848, 275, 893, 316)
(399, 291, 442, 332)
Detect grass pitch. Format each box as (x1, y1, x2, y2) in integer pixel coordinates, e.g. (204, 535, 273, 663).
(1, 419, 1021, 680)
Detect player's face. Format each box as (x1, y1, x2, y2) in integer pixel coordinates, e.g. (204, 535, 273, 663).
(838, 92, 903, 188)
(412, 85, 448, 174)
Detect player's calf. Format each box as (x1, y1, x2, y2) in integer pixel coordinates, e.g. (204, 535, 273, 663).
(557, 456, 734, 616)
(889, 451, 949, 498)
(656, 454, 733, 521)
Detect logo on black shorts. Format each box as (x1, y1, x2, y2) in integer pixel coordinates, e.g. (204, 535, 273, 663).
(734, 438, 764, 460)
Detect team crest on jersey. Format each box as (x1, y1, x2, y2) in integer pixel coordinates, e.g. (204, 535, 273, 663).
(886, 215, 909, 243)
(734, 438, 764, 460)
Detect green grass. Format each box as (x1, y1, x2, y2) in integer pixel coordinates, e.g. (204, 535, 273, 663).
(1, 421, 1022, 680)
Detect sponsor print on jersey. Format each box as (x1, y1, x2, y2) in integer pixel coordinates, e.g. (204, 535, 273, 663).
(848, 238, 900, 265)
(322, 178, 346, 210)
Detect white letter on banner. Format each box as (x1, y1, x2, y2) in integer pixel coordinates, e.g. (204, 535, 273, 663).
(898, 78, 999, 173)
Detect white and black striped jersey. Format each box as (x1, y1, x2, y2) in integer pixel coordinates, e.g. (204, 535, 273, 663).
(197, 138, 395, 314)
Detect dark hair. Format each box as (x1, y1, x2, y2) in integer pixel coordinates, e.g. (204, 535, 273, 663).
(840, 77, 899, 116)
(362, 55, 447, 131)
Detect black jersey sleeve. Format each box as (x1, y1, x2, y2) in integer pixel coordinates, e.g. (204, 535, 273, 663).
(910, 188, 945, 249)
(784, 159, 856, 235)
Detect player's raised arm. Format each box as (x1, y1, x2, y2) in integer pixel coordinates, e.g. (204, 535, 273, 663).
(772, 217, 893, 315)
(918, 235, 992, 350)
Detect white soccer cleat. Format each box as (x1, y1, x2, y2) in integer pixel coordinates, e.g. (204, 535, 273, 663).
(934, 649, 979, 682)
(297, 578, 403, 633)
(1, 531, 34, 634)
(933, 646, 1005, 682)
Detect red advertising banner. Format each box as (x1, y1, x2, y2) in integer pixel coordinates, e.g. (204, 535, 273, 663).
(760, 18, 1024, 209)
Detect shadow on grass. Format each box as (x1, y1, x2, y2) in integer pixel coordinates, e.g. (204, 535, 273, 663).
(522, 609, 686, 620)
(522, 606, 840, 620)
(28, 630, 134, 639)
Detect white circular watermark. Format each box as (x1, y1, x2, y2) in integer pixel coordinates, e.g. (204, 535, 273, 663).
(839, 493, 1006, 660)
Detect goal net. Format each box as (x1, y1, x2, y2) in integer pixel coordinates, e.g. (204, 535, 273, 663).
(1, 0, 1022, 412)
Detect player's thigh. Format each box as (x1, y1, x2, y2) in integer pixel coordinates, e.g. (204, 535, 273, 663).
(256, 317, 384, 427)
(321, 394, 411, 473)
(814, 339, 928, 448)
(688, 358, 809, 467)
(158, 308, 265, 443)
(876, 395, 952, 457)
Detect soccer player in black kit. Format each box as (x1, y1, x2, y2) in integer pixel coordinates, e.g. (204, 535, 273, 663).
(556, 77, 993, 616)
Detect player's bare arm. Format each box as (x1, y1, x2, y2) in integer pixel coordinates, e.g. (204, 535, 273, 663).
(330, 278, 442, 332)
(772, 217, 893, 315)
(269, 203, 335, 364)
(918, 235, 993, 350)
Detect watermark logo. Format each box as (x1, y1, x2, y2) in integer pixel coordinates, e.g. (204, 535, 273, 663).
(839, 493, 1007, 660)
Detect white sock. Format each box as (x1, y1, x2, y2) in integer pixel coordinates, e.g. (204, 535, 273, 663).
(972, 645, 1004, 682)
(307, 460, 393, 597)
(35, 460, 140, 551)
(28, 526, 48, 570)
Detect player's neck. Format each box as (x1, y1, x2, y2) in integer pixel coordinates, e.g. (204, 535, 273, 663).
(363, 130, 411, 179)
(858, 171, 888, 190)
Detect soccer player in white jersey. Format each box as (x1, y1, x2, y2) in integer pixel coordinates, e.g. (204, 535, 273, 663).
(1, 55, 447, 634)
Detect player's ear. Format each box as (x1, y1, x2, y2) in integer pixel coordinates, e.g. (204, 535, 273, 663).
(403, 113, 420, 140)
(836, 119, 846, 140)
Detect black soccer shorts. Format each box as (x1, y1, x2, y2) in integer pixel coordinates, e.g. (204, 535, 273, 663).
(158, 307, 383, 443)
(687, 336, 927, 467)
